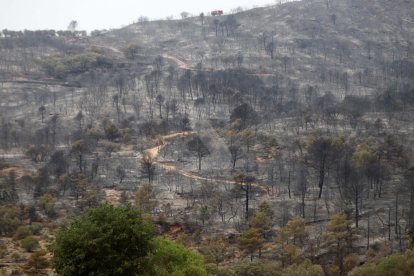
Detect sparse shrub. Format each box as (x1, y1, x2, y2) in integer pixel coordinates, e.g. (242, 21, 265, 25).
(0, 244, 7, 258)
(29, 223, 42, 235)
(344, 253, 359, 272)
(22, 250, 50, 274)
(26, 145, 50, 163)
(234, 260, 280, 276)
(205, 264, 237, 276)
(38, 193, 56, 217)
(20, 236, 39, 252)
(123, 44, 141, 59)
(327, 264, 340, 276)
(13, 226, 32, 240)
(283, 259, 324, 276)
(0, 205, 22, 236)
(11, 252, 21, 262)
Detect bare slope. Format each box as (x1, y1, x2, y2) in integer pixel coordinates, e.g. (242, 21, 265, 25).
(93, 0, 414, 98)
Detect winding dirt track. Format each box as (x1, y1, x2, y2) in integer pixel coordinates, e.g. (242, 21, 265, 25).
(145, 131, 266, 190)
(85, 45, 271, 189)
(97, 44, 276, 77)
(162, 53, 277, 77)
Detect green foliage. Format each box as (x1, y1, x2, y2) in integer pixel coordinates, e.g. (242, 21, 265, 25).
(147, 237, 207, 276)
(0, 241, 7, 258)
(237, 228, 264, 260)
(349, 250, 414, 276)
(20, 236, 40, 252)
(279, 244, 300, 267)
(0, 205, 21, 236)
(234, 260, 281, 276)
(324, 213, 354, 273)
(51, 204, 154, 275)
(200, 236, 228, 265)
(41, 49, 112, 79)
(250, 211, 272, 235)
(13, 225, 32, 240)
(38, 193, 56, 217)
(344, 253, 359, 272)
(29, 222, 43, 235)
(135, 184, 157, 213)
(282, 259, 323, 276)
(51, 204, 208, 275)
(22, 250, 50, 274)
(205, 264, 237, 276)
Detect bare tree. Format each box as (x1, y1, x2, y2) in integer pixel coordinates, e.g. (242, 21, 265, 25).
(306, 135, 335, 198)
(140, 153, 156, 184)
(235, 173, 256, 221)
(187, 136, 210, 170)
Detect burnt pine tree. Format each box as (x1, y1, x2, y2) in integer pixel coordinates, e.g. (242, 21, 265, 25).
(187, 136, 210, 171)
(306, 136, 335, 198)
(140, 153, 156, 184)
(235, 173, 256, 221)
(405, 166, 414, 249)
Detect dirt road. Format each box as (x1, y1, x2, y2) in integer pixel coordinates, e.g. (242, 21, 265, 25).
(144, 131, 266, 190)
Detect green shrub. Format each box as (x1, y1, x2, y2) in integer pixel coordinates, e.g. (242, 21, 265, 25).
(22, 250, 50, 273)
(29, 223, 42, 235)
(0, 205, 21, 236)
(20, 236, 39, 252)
(13, 226, 32, 240)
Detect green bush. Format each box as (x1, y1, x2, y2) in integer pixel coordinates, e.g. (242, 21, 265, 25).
(349, 250, 414, 276)
(205, 264, 237, 276)
(147, 237, 207, 276)
(0, 205, 21, 236)
(29, 223, 42, 235)
(234, 260, 281, 276)
(20, 236, 39, 252)
(41, 50, 112, 79)
(52, 204, 154, 275)
(22, 250, 50, 274)
(51, 204, 207, 276)
(13, 226, 32, 240)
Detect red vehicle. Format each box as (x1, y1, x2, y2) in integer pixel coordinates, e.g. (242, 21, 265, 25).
(211, 10, 223, 16)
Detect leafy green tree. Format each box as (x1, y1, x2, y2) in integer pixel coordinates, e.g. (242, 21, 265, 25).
(250, 211, 272, 237)
(38, 193, 56, 217)
(323, 213, 354, 274)
(348, 250, 414, 276)
(146, 237, 207, 276)
(279, 244, 300, 268)
(13, 225, 32, 240)
(250, 201, 274, 239)
(233, 260, 280, 276)
(274, 217, 308, 248)
(135, 183, 157, 213)
(52, 204, 154, 275)
(237, 228, 264, 261)
(205, 264, 237, 276)
(200, 235, 228, 265)
(282, 259, 323, 276)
